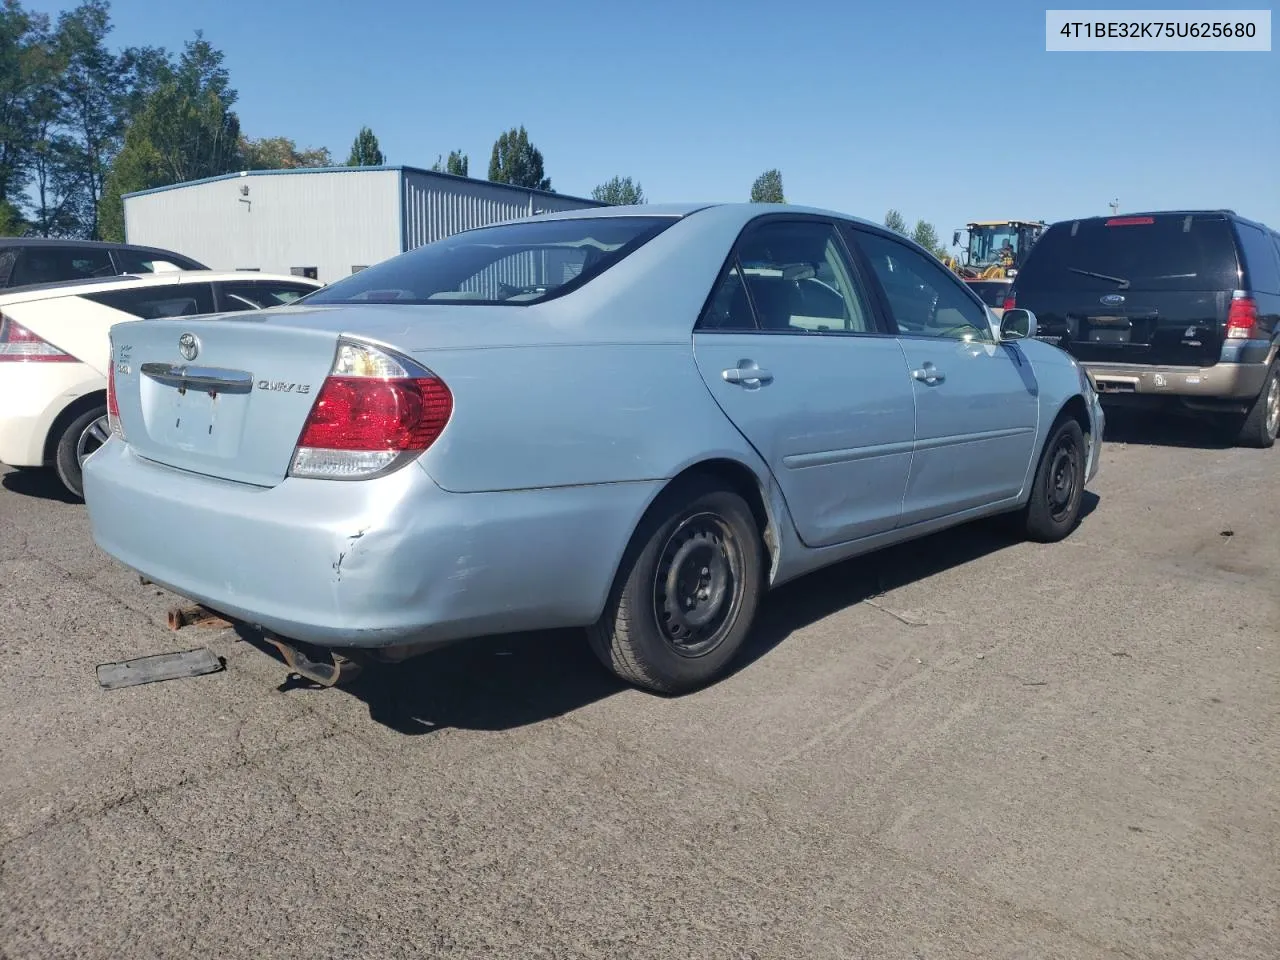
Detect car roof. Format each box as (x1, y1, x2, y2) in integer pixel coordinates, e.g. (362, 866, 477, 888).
(0, 270, 321, 305)
(0, 237, 194, 255)
(498, 201, 893, 233)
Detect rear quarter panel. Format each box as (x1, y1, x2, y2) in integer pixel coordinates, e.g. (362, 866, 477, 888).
(1, 295, 123, 374)
(415, 341, 767, 492)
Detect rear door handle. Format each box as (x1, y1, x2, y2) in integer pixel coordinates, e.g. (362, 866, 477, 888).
(911, 364, 945, 385)
(722, 360, 773, 387)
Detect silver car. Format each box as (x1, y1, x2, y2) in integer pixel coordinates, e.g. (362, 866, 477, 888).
(83, 203, 1104, 694)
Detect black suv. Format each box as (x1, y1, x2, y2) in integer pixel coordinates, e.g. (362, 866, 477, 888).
(0, 238, 207, 292)
(1006, 210, 1280, 447)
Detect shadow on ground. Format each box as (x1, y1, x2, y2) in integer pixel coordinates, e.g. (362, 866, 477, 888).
(244, 492, 1098, 735)
(1101, 406, 1237, 450)
(0, 466, 80, 504)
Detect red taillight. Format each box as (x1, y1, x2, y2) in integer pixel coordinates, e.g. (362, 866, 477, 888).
(1002, 295, 1016, 311)
(1226, 294, 1259, 339)
(1105, 216, 1155, 226)
(106, 346, 124, 439)
(297, 377, 452, 451)
(289, 338, 453, 480)
(0, 313, 77, 362)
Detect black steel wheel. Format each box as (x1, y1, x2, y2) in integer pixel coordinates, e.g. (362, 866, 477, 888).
(1023, 416, 1087, 543)
(588, 477, 764, 694)
(651, 512, 746, 659)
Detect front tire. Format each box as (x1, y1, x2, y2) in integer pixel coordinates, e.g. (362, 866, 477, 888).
(54, 406, 109, 500)
(1232, 359, 1279, 449)
(588, 478, 764, 694)
(1022, 417, 1087, 543)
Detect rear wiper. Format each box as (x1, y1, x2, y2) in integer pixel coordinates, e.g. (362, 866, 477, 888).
(1068, 267, 1130, 288)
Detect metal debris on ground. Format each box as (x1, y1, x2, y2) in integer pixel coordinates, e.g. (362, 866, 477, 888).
(96, 648, 224, 690)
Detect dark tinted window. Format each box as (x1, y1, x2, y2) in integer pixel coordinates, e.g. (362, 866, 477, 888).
(83, 283, 216, 319)
(9, 246, 115, 287)
(0, 248, 17, 286)
(1015, 215, 1239, 293)
(966, 281, 1012, 307)
(1234, 223, 1280, 294)
(850, 229, 993, 342)
(699, 219, 877, 333)
(114, 248, 203, 274)
(304, 216, 676, 306)
(218, 280, 317, 312)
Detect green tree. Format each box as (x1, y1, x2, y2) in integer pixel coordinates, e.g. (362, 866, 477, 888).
(591, 175, 645, 206)
(0, 0, 52, 227)
(884, 208, 908, 235)
(911, 219, 946, 258)
(346, 126, 383, 166)
(488, 126, 550, 190)
(49, 0, 131, 238)
(749, 168, 784, 203)
(242, 135, 331, 169)
(98, 32, 241, 241)
(431, 149, 468, 176)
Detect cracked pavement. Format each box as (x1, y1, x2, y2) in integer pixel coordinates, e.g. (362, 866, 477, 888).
(1, 411, 1277, 959)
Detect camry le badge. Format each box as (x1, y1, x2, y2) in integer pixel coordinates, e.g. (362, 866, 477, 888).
(1099, 294, 1126, 306)
(178, 332, 200, 361)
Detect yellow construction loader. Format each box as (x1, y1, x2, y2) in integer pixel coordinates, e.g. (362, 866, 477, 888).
(942, 220, 1046, 280)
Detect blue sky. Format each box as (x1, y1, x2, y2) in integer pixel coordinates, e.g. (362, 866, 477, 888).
(28, 0, 1280, 246)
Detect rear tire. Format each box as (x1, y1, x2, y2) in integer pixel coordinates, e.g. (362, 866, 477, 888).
(588, 477, 764, 695)
(1022, 417, 1087, 543)
(54, 405, 109, 500)
(1231, 359, 1279, 449)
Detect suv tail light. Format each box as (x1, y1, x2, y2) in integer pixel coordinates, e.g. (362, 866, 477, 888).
(106, 336, 124, 439)
(1002, 293, 1016, 312)
(1226, 292, 1260, 340)
(289, 338, 453, 480)
(0, 312, 77, 362)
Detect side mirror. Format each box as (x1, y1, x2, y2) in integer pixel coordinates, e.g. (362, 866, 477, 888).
(951, 230, 961, 246)
(1000, 308, 1037, 341)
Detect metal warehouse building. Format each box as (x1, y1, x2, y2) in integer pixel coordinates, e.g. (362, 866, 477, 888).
(122, 166, 606, 283)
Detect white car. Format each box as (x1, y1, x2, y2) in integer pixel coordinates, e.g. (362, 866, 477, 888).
(0, 271, 322, 498)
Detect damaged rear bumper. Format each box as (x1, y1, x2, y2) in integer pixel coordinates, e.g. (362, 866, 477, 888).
(83, 441, 661, 650)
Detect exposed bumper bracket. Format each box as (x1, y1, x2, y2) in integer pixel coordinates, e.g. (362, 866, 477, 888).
(264, 633, 363, 688)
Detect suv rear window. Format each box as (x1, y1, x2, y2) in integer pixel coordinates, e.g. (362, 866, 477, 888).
(1014, 215, 1239, 293)
(303, 216, 677, 306)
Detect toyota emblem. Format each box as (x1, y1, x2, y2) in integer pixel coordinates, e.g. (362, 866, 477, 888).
(178, 332, 200, 361)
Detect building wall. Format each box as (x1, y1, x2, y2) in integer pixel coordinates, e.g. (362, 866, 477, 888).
(400, 170, 604, 250)
(124, 167, 607, 285)
(124, 169, 402, 283)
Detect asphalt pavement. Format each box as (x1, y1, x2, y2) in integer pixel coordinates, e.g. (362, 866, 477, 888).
(1, 410, 1277, 960)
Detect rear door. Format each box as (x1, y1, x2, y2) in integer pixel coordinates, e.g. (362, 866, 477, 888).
(846, 227, 1039, 524)
(692, 216, 917, 547)
(1011, 214, 1239, 367)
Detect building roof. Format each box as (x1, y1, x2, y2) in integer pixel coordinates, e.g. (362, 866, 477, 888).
(122, 164, 606, 207)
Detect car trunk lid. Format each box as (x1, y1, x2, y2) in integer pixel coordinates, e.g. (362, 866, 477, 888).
(111, 316, 341, 487)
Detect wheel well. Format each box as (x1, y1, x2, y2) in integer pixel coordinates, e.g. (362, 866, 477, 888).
(1058, 393, 1091, 439)
(42, 390, 107, 464)
(667, 458, 778, 575)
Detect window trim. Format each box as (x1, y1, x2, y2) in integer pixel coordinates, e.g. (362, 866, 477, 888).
(840, 223, 997, 344)
(694, 213, 897, 338)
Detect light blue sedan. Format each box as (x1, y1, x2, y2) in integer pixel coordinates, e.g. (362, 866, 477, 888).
(83, 203, 1104, 694)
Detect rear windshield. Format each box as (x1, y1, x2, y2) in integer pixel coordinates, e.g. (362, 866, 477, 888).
(303, 216, 677, 306)
(1015, 215, 1239, 293)
(966, 281, 1011, 307)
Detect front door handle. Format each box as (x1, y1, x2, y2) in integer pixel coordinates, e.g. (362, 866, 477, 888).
(722, 360, 773, 387)
(911, 363, 945, 385)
